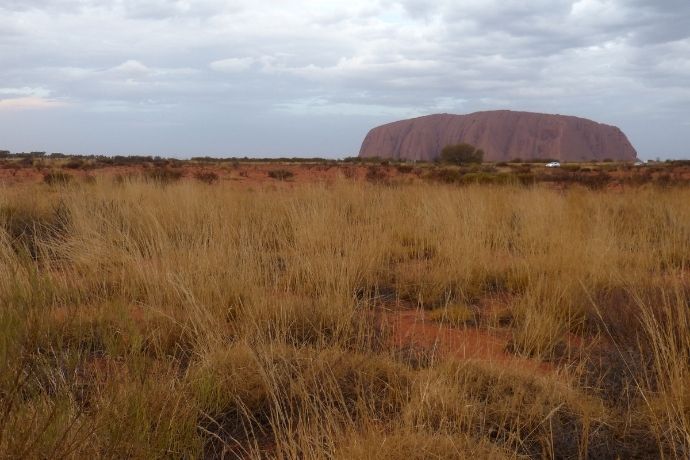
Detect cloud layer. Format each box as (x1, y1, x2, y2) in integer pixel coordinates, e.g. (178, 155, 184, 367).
(0, 0, 688, 158)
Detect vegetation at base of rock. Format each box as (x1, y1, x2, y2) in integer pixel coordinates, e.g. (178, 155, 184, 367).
(440, 143, 485, 165)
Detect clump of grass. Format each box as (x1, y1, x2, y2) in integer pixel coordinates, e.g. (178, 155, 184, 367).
(394, 260, 457, 308)
(0, 200, 70, 258)
(407, 360, 612, 458)
(508, 280, 585, 359)
(562, 164, 582, 172)
(43, 170, 72, 185)
(426, 167, 461, 184)
(82, 174, 97, 184)
(189, 344, 412, 457)
(90, 366, 201, 458)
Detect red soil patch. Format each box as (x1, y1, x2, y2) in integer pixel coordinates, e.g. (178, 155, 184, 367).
(387, 307, 552, 373)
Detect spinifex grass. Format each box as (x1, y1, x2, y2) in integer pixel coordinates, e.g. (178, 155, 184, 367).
(0, 177, 688, 458)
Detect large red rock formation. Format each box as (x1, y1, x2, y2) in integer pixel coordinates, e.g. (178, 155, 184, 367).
(358, 110, 637, 162)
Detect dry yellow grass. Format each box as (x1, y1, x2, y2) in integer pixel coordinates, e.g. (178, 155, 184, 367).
(0, 177, 689, 458)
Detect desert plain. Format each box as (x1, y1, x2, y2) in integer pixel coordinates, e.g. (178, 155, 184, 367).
(1, 155, 689, 458)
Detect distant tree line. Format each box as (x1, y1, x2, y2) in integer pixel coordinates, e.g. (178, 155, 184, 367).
(0, 151, 336, 163)
(191, 156, 336, 163)
(1, 148, 682, 165)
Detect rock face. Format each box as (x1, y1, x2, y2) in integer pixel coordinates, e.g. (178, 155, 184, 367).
(358, 110, 637, 162)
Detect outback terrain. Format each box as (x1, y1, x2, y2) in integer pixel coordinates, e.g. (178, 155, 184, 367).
(1, 155, 689, 458)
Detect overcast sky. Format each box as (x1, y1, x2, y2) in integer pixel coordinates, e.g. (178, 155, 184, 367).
(0, 0, 689, 159)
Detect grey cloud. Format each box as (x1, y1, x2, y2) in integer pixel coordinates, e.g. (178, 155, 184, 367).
(0, 0, 689, 158)
(0, 0, 84, 12)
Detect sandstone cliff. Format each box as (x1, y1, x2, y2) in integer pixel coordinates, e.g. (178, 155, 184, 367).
(358, 110, 637, 162)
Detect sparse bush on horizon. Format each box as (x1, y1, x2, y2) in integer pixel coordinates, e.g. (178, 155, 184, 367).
(267, 168, 294, 180)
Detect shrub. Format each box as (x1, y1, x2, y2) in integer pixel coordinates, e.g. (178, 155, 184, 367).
(426, 167, 461, 184)
(396, 164, 414, 174)
(511, 164, 532, 173)
(1, 162, 21, 176)
(516, 172, 536, 185)
(267, 169, 294, 181)
(365, 166, 387, 183)
(439, 143, 484, 165)
(341, 167, 357, 179)
(191, 156, 218, 163)
(145, 168, 183, 184)
(62, 159, 84, 170)
(459, 172, 498, 184)
(655, 173, 672, 187)
(579, 172, 612, 189)
(19, 157, 33, 167)
(194, 171, 219, 184)
(531, 157, 558, 164)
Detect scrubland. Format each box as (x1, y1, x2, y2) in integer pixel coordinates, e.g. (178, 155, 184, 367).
(1, 174, 689, 458)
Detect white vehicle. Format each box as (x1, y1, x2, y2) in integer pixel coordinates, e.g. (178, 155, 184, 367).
(634, 161, 645, 166)
(545, 161, 561, 168)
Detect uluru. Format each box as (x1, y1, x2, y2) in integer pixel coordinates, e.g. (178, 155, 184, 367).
(358, 110, 637, 162)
